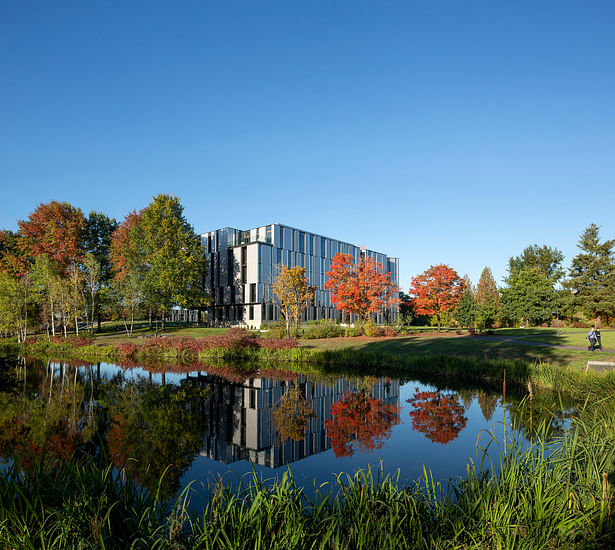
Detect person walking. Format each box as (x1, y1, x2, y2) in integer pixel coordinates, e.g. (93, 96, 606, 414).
(587, 328, 597, 351)
(595, 327, 602, 350)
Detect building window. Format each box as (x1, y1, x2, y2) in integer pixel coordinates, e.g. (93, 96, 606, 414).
(249, 305, 254, 320)
(250, 283, 256, 302)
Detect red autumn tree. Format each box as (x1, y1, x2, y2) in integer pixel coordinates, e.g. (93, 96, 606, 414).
(407, 390, 467, 445)
(109, 210, 143, 280)
(0, 229, 30, 277)
(324, 253, 398, 321)
(325, 389, 400, 457)
(409, 264, 463, 332)
(18, 201, 85, 272)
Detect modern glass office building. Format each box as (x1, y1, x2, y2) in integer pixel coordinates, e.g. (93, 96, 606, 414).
(200, 223, 399, 328)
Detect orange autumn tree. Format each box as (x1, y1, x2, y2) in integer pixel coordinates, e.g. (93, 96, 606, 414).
(409, 264, 463, 332)
(325, 389, 400, 457)
(272, 265, 316, 337)
(407, 390, 467, 445)
(324, 253, 398, 322)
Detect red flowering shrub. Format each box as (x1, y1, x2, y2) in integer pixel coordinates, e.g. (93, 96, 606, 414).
(220, 328, 260, 349)
(259, 338, 298, 350)
(70, 336, 94, 347)
(116, 342, 138, 359)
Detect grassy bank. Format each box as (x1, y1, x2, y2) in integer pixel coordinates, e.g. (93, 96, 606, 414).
(4, 329, 615, 395)
(7, 325, 614, 371)
(1, 408, 614, 549)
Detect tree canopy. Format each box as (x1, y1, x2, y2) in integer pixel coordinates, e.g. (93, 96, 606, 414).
(409, 264, 463, 332)
(564, 224, 615, 325)
(324, 253, 398, 322)
(272, 265, 315, 337)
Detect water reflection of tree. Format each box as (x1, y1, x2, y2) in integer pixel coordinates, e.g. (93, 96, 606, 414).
(506, 391, 574, 441)
(407, 390, 467, 445)
(325, 389, 400, 457)
(0, 359, 212, 497)
(272, 385, 315, 442)
(477, 391, 499, 422)
(0, 361, 93, 470)
(103, 380, 209, 497)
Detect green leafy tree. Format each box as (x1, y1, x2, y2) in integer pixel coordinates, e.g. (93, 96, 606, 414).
(139, 195, 209, 330)
(502, 245, 564, 328)
(30, 255, 62, 337)
(0, 272, 32, 342)
(83, 211, 118, 283)
(564, 224, 615, 325)
(83, 253, 101, 333)
(507, 244, 565, 284)
(398, 290, 417, 326)
(501, 267, 555, 326)
(83, 212, 118, 330)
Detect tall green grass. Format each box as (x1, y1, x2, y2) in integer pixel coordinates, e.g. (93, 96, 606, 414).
(2, 407, 615, 549)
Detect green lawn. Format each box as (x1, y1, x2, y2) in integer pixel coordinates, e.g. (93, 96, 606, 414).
(494, 327, 611, 348)
(299, 331, 614, 370)
(90, 324, 229, 346)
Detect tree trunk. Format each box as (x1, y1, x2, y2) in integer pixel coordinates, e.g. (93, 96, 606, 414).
(148, 309, 153, 329)
(50, 295, 56, 336)
(437, 314, 441, 333)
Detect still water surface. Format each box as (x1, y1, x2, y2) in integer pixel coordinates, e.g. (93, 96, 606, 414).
(0, 356, 570, 503)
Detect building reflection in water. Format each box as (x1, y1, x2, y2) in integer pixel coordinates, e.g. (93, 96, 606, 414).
(185, 372, 400, 468)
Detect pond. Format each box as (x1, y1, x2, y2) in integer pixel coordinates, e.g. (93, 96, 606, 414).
(0, 355, 572, 506)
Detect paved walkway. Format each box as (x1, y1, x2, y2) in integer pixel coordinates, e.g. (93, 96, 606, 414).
(472, 335, 615, 354)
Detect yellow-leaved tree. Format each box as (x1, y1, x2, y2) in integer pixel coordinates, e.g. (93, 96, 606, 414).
(272, 266, 315, 337)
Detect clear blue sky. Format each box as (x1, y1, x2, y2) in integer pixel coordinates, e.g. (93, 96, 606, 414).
(1, 1, 614, 290)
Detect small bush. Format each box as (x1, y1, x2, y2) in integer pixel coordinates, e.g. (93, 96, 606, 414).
(262, 320, 287, 339)
(344, 326, 363, 337)
(302, 320, 344, 339)
(362, 320, 383, 337)
(383, 326, 397, 337)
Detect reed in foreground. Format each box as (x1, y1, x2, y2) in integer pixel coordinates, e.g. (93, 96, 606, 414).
(2, 408, 615, 549)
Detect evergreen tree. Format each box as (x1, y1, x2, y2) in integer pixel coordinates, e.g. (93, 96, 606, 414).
(454, 287, 476, 328)
(475, 267, 501, 328)
(564, 224, 615, 325)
